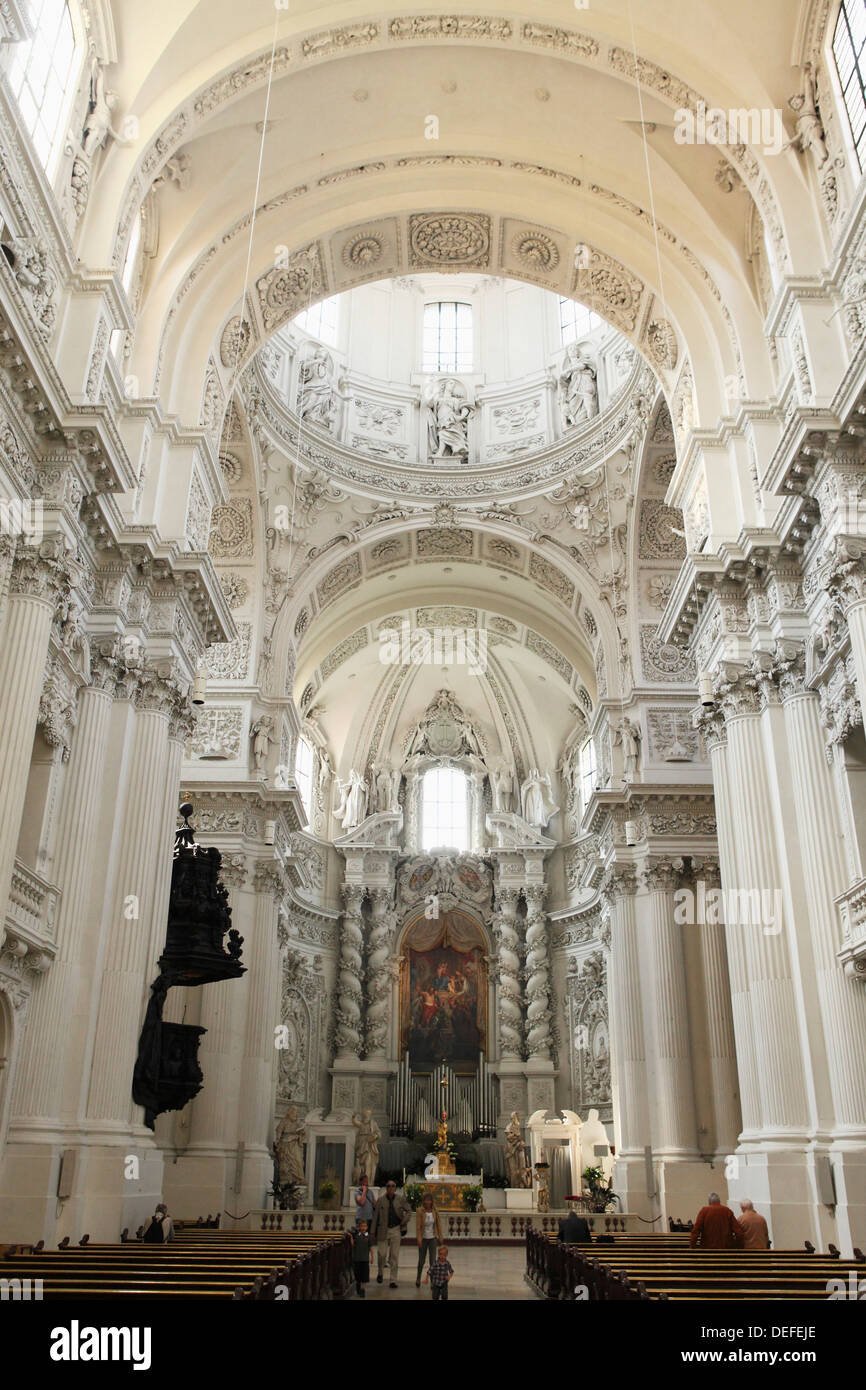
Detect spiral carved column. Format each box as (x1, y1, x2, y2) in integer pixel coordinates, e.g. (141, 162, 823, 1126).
(365, 888, 394, 1058)
(493, 886, 523, 1060)
(523, 883, 552, 1060)
(335, 884, 364, 1057)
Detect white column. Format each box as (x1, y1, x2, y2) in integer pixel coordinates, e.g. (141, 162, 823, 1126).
(493, 885, 522, 1061)
(604, 866, 652, 1214)
(699, 710, 760, 1139)
(188, 861, 249, 1151)
(237, 862, 283, 1206)
(334, 883, 364, 1058)
(0, 542, 71, 928)
(640, 861, 698, 1156)
(524, 883, 552, 1060)
(365, 888, 394, 1058)
(10, 668, 115, 1124)
(694, 862, 741, 1155)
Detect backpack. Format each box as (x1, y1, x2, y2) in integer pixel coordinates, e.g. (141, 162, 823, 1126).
(143, 1215, 165, 1244)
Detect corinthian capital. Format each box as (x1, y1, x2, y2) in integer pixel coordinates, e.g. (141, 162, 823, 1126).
(600, 865, 638, 908)
(640, 860, 680, 895)
(9, 537, 73, 606)
(827, 538, 866, 612)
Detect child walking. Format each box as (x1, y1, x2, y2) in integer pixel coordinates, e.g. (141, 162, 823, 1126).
(351, 1219, 371, 1298)
(424, 1244, 454, 1301)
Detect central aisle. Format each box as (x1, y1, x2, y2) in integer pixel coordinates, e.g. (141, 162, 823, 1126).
(357, 1245, 536, 1301)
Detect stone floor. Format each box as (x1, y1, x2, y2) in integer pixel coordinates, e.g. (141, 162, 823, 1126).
(353, 1245, 536, 1300)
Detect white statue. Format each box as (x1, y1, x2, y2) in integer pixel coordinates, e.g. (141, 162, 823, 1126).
(520, 768, 559, 829)
(616, 718, 641, 777)
(426, 377, 474, 458)
(560, 345, 599, 428)
(787, 62, 829, 166)
(372, 762, 394, 813)
(579, 1108, 614, 1184)
(274, 1105, 306, 1187)
(297, 346, 336, 430)
(504, 1112, 531, 1189)
(82, 59, 123, 158)
(352, 1108, 381, 1183)
(316, 746, 333, 796)
(152, 153, 191, 191)
(335, 769, 368, 829)
(250, 716, 274, 773)
(492, 763, 516, 813)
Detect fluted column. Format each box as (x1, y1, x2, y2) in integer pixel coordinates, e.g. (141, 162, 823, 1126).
(10, 649, 117, 1123)
(85, 677, 174, 1125)
(693, 860, 741, 1154)
(780, 676, 866, 1133)
(523, 883, 552, 1060)
(641, 861, 698, 1155)
(365, 888, 394, 1058)
(335, 883, 364, 1057)
(603, 867, 647, 1156)
(0, 534, 15, 632)
(0, 540, 72, 928)
(238, 863, 283, 1152)
(829, 542, 866, 707)
(189, 859, 249, 1149)
(493, 886, 522, 1060)
(722, 682, 811, 1136)
(698, 708, 760, 1138)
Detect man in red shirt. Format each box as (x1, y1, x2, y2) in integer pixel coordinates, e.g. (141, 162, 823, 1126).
(689, 1192, 745, 1249)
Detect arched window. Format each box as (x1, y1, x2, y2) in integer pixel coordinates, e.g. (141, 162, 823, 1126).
(421, 766, 469, 852)
(559, 297, 602, 346)
(423, 301, 473, 373)
(6, 0, 82, 175)
(294, 737, 315, 816)
(294, 296, 339, 346)
(579, 739, 597, 811)
(833, 0, 866, 172)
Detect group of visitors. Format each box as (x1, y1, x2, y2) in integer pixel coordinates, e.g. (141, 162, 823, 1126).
(349, 1175, 454, 1299)
(556, 1191, 770, 1250)
(690, 1193, 770, 1249)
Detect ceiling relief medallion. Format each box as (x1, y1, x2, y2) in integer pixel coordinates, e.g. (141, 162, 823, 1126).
(644, 318, 678, 373)
(408, 213, 491, 269)
(573, 249, 645, 334)
(512, 229, 561, 274)
(256, 244, 327, 331)
(219, 314, 253, 369)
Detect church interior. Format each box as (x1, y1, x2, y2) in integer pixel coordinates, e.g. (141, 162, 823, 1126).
(0, 0, 865, 1328)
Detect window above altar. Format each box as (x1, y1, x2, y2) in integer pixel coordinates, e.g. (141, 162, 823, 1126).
(421, 766, 469, 853)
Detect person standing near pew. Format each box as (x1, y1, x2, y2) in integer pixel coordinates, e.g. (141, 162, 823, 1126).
(557, 1207, 592, 1244)
(689, 1192, 744, 1249)
(351, 1219, 371, 1298)
(142, 1203, 173, 1244)
(737, 1198, 770, 1250)
(370, 1179, 410, 1288)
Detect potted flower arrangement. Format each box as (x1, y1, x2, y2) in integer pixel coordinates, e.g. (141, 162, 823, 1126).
(582, 1166, 618, 1213)
(317, 1177, 340, 1211)
(462, 1183, 484, 1212)
(404, 1182, 426, 1211)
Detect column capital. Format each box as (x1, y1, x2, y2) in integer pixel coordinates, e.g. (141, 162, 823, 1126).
(341, 882, 365, 912)
(600, 864, 638, 908)
(253, 860, 283, 899)
(640, 859, 680, 895)
(827, 537, 866, 613)
(8, 538, 74, 607)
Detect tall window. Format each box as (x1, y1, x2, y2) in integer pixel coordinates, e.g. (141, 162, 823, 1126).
(421, 766, 469, 852)
(559, 297, 602, 346)
(294, 737, 315, 815)
(423, 301, 473, 373)
(6, 0, 81, 174)
(294, 296, 339, 346)
(579, 739, 597, 809)
(834, 1, 866, 172)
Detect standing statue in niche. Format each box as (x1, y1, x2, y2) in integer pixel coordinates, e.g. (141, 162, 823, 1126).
(316, 746, 333, 799)
(250, 716, 274, 774)
(352, 1109, 381, 1184)
(520, 768, 559, 829)
(426, 377, 474, 459)
(297, 346, 337, 431)
(274, 1105, 306, 1186)
(492, 763, 516, 813)
(504, 1112, 531, 1188)
(372, 761, 395, 813)
(335, 769, 369, 830)
(616, 718, 642, 778)
(560, 345, 599, 428)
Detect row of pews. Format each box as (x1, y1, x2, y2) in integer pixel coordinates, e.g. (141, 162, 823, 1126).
(1, 1226, 353, 1300)
(526, 1229, 866, 1301)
